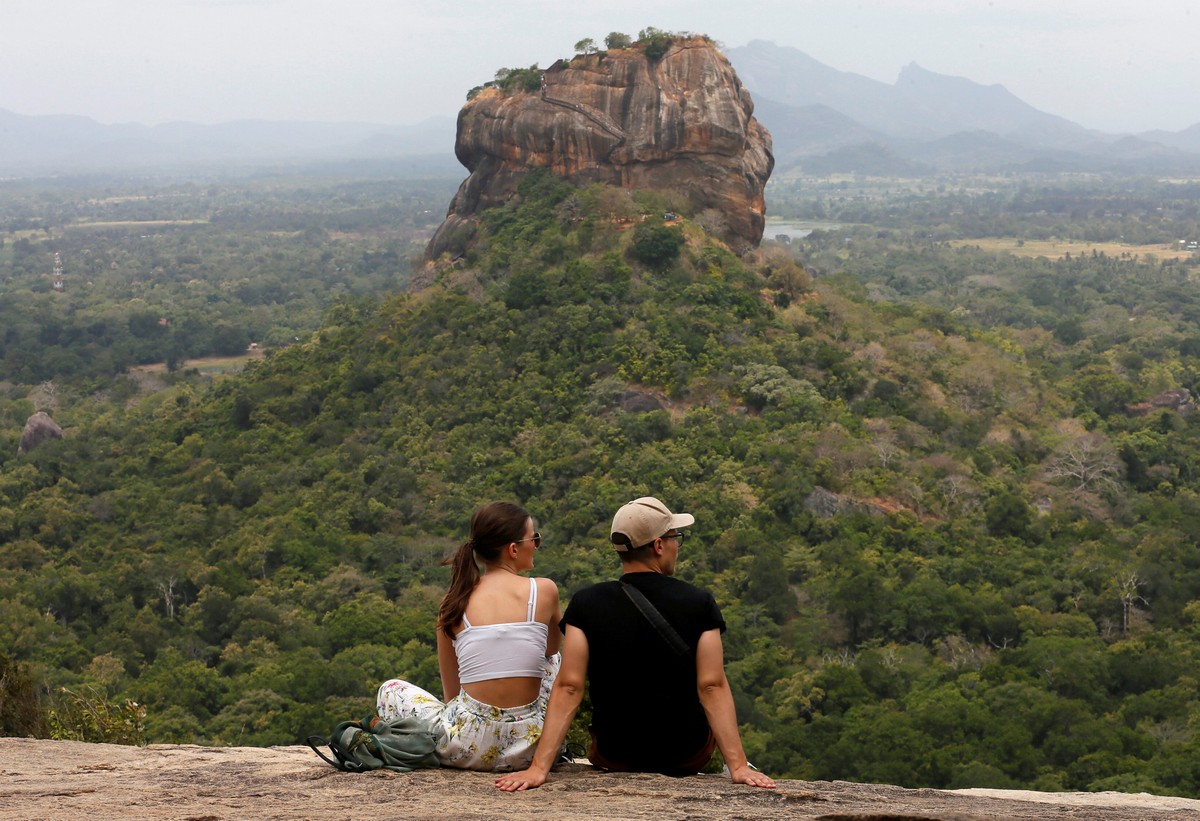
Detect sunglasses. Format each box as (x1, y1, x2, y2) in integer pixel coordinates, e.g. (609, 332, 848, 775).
(515, 532, 542, 549)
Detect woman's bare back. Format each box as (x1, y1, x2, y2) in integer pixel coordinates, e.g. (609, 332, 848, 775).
(456, 573, 561, 707)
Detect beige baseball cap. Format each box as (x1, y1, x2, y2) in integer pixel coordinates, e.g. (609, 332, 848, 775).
(610, 497, 694, 551)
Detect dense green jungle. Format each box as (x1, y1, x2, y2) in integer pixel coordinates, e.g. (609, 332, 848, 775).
(3, 169, 1200, 797)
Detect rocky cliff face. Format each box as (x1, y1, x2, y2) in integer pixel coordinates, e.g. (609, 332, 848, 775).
(426, 37, 773, 259)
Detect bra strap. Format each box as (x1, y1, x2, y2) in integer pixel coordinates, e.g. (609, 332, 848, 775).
(527, 577, 538, 622)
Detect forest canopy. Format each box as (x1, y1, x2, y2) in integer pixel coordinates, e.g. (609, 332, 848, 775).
(3, 171, 1200, 796)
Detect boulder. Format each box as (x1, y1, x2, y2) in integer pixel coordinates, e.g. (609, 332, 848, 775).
(17, 411, 63, 455)
(427, 36, 773, 259)
(617, 390, 665, 413)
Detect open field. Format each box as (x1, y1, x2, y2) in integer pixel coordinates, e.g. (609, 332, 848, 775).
(65, 219, 209, 229)
(130, 348, 266, 376)
(950, 237, 1199, 262)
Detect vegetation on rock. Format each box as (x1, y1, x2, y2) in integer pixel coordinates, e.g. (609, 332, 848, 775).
(438, 33, 771, 260)
(467, 30, 705, 100)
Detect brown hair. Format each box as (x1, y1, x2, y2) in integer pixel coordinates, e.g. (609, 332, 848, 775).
(617, 543, 656, 563)
(436, 501, 531, 639)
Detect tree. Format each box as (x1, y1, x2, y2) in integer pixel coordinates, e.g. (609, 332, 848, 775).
(211, 322, 251, 356)
(1071, 371, 1137, 419)
(573, 38, 597, 54)
(0, 653, 46, 737)
(1054, 316, 1085, 345)
(1116, 573, 1150, 635)
(638, 27, 674, 60)
(745, 545, 796, 620)
(821, 704, 936, 786)
(760, 246, 811, 297)
(985, 490, 1032, 538)
(693, 207, 725, 233)
(1043, 432, 1123, 493)
(628, 223, 684, 271)
(604, 32, 632, 49)
(137, 649, 226, 721)
(737, 364, 819, 412)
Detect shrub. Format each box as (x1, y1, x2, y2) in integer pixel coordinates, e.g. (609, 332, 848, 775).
(47, 685, 146, 745)
(0, 654, 47, 737)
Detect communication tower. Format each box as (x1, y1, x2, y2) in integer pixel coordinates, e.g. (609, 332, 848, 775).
(52, 251, 64, 292)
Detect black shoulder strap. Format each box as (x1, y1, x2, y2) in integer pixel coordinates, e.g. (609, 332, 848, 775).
(307, 735, 352, 771)
(620, 581, 689, 656)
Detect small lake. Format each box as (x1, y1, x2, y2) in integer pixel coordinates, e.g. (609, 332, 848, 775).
(763, 219, 842, 240)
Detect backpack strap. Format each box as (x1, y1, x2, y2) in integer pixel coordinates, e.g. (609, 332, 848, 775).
(620, 581, 688, 656)
(307, 717, 377, 772)
(307, 735, 350, 770)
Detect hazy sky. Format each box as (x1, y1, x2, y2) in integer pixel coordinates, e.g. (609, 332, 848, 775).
(4, 0, 1198, 134)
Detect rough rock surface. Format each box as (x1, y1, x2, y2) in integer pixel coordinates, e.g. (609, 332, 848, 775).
(426, 37, 773, 260)
(804, 486, 893, 519)
(617, 390, 666, 413)
(17, 411, 63, 455)
(3, 738, 1199, 820)
(1128, 387, 1194, 416)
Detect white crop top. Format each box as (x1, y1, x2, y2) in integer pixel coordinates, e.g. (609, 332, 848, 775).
(455, 577, 549, 684)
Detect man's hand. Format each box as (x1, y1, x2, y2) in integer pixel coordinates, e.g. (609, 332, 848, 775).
(495, 626, 589, 792)
(695, 630, 777, 790)
(495, 766, 549, 792)
(727, 763, 776, 789)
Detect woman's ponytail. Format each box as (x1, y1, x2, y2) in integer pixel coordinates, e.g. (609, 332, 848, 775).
(436, 502, 530, 639)
(436, 540, 480, 638)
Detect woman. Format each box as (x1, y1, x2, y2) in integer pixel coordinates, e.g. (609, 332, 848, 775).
(376, 501, 562, 771)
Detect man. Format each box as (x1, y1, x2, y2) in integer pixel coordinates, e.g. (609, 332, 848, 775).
(495, 497, 776, 790)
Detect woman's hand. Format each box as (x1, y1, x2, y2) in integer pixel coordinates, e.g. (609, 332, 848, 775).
(495, 765, 549, 791)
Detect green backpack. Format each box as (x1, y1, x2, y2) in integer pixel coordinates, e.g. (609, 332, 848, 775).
(307, 714, 441, 773)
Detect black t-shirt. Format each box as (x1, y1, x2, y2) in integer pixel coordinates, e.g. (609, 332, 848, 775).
(562, 572, 726, 771)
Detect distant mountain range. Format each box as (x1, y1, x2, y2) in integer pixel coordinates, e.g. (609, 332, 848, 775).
(726, 40, 1200, 176)
(0, 110, 459, 178)
(2, 40, 1199, 179)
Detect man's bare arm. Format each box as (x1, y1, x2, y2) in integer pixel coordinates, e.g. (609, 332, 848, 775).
(495, 625, 589, 791)
(695, 628, 776, 788)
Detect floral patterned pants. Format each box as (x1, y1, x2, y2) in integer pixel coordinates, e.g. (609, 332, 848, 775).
(376, 653, 560, 771)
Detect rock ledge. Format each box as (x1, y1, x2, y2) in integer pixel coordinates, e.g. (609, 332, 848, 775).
(1, 738, 1197, 820)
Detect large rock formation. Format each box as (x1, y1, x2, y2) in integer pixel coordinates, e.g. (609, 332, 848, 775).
(426, 36, 773, 259)
(2, 738, 1198, 821)
(17, 411, 63, 455)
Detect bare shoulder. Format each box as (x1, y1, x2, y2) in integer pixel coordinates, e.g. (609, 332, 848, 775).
(535, 577, 561, 623)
